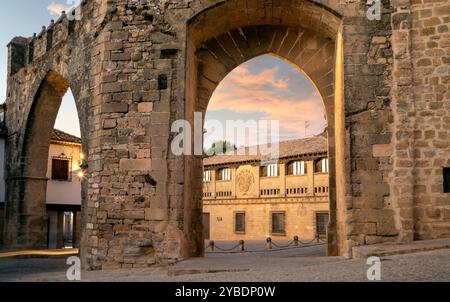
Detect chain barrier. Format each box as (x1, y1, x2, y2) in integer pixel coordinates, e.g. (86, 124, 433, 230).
(205, 240, 245, 252)
(205, 235, 327, 254)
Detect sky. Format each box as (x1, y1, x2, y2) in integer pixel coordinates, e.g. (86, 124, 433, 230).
(0, 1, 81, 137)
(205, 55, 326, 148)
(0, 2, 326, 143)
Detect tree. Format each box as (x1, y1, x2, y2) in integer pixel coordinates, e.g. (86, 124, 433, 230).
(204, 140, 237, 157)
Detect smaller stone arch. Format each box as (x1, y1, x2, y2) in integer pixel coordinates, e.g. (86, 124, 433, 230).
(3, 70, 84, 250)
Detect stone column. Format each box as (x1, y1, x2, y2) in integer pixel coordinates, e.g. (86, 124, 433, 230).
(280, 163, 286, 197)
(56, 211, 65, 249)
(73, 211, 81, 249)
(389, 0, 415, 242)
(307, 161, 315, 196)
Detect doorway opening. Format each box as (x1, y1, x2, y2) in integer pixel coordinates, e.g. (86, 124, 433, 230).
(200, 54, 330, 255)
(46, 88, 83, 250)
(3, 71, 85, 251)
(184, 0, 345, 257)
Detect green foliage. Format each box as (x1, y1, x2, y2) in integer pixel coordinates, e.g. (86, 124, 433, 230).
(204, 140, 237, 157)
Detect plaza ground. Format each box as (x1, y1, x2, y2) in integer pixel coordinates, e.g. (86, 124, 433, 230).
(0, 242, 449, 282)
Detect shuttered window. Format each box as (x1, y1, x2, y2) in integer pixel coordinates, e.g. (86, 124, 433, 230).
(203, 170, 212, 182)
(235, 212, 246, 233)
(262, 164, 278, 177)
(271, 212, 286, 235)
(315, 158, 329, 173)
(218, 168, 231, 181)
(52, 159, 70, 181)
(288, 161, 307, 175)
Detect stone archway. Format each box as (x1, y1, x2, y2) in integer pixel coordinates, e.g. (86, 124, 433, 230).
(183, 0, 346, 257)
(5, 0, 446, 270)
(3, 70, 86, 250)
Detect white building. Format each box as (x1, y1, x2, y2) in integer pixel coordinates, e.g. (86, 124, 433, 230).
(45, 129, 83, 249)
(0, 119, 83, 249)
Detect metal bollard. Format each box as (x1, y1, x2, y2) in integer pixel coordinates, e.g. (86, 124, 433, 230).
(294, 236, 299, 246)
(210, 240, 215, 252)
(239, 240, 245, 252)
(316, 233, 320, 243)
(266, 237, 272, 250)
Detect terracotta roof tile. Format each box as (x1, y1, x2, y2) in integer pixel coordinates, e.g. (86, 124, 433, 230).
(51, 129, 82, 145)
(204, 135, 327, 167)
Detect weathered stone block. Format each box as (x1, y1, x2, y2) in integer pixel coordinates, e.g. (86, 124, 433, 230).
(119, 159, 152, 172)
(138, 102, 154, 113)
(103, 119, 117, 129)
(373, 144, 393, 157)
(102, 103, 128, 113)
(145, 208, 168, 221)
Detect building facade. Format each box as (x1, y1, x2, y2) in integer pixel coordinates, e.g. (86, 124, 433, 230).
(0, 128, 83, 249)
(203, 136, 330, 241)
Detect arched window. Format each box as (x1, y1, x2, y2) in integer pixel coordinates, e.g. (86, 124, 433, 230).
(287, 161, 307, 176)
(203, 170, 213, 182)
(217, 168, 231, 181)
(315, 158, 329, 174)
(261, 164, 279, 177)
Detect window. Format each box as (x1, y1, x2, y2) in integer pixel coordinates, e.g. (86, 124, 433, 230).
(203, 170, 212, 182)
(235, 212, 246, 233)
(52, 158, 70, 181)
(217, 191, 232, 197)
(444, 168, 450, 193)
(271, 212, 286, 235)
(217, 168, 231, 181)
(315, 158, 329, 173)
(261, 164, 278, 177)
(287, 161, 307, 175)
(316, 212, 329, 237)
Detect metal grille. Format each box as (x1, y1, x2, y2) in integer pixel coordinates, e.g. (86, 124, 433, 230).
(235, 212, 245, 233)
(272, 212, 286, 234)
(316, 213, 329, 237)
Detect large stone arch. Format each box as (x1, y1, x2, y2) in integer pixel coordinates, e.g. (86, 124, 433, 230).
(3, 70, 83, 249)
(183, 0, 345, 257)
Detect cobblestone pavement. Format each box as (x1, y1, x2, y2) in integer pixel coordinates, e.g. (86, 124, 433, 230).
(0, 245, 449, 282)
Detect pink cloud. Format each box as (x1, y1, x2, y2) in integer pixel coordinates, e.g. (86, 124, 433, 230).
(47, 2, 71, 16)
(207, 62, 327, 141)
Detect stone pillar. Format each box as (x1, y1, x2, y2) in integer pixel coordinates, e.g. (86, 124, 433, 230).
(212, 170, 217, 198)
(231, 167, 237, 198)
(56, 211, 65, 249)
(73, 211, 81, 249)
(280, 163, 286, 197)
(389, 0, 415, 242)
(307, 161, 315, 196)
(4, 178, 49, 250)
(0, 206, 4, 249)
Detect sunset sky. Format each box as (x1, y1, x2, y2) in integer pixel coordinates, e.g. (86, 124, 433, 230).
(0, 1, 327, 146)
(205, 55, 326, 148)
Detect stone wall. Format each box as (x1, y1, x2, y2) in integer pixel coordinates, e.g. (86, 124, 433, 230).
(409, 0, 450, 239)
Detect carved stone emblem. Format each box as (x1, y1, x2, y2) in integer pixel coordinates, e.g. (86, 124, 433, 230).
(236, 169, 254, 195)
